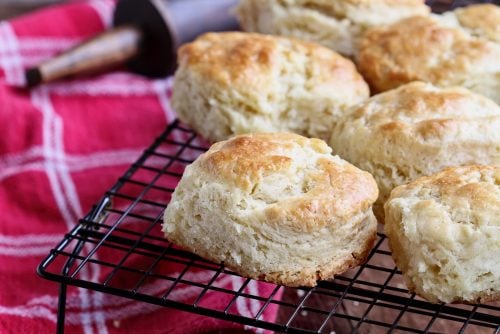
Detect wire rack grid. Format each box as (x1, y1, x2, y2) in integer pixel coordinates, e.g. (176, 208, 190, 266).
(38, 120, 500, 334)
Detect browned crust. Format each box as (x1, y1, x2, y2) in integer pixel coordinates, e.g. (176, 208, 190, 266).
(177, 32, 368, 94)
(388, 165, 500, 217)
(242, 0, 429, 17)
(455, 4, 500, 43)
(200, 133, 378, 230)
(313, 0, 426, 6)
(357, 16, 496, 93)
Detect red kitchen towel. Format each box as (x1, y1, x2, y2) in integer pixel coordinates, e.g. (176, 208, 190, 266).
(0, 1, 282, 333)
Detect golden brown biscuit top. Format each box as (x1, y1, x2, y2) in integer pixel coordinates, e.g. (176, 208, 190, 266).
(289, 0, 425, 5)
(388, 166, 500, 227)
(177, 32, 368, 99)
(197, 133, 378, 226)
(357, 16, 500, 92)
(349, 82, 500, 121)
(455, 4, 500, 42)
(274, 0, 429, 20)
(345, 82, 500, 140)
(276, 0, 427, 10)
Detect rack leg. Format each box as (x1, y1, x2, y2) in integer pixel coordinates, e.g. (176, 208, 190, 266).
(56, 283, 67, 334)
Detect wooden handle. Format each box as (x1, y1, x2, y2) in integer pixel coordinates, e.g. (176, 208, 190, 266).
(26, 25, 142, 87)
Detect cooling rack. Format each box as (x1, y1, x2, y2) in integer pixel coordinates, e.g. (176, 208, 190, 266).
(38, 120, 500, 334)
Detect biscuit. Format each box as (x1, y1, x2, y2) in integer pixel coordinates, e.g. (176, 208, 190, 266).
(172, 32, 369, 142)
(438, 4, 500, 43)
(357, 16, 500, 103)
(329, 82, 500, 220)
(384, 165, 500, 303)
(163, 133, 378, 287)
(235, 0, 429, 57)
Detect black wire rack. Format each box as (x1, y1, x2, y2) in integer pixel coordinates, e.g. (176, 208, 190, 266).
(38, 120, 500, 334)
